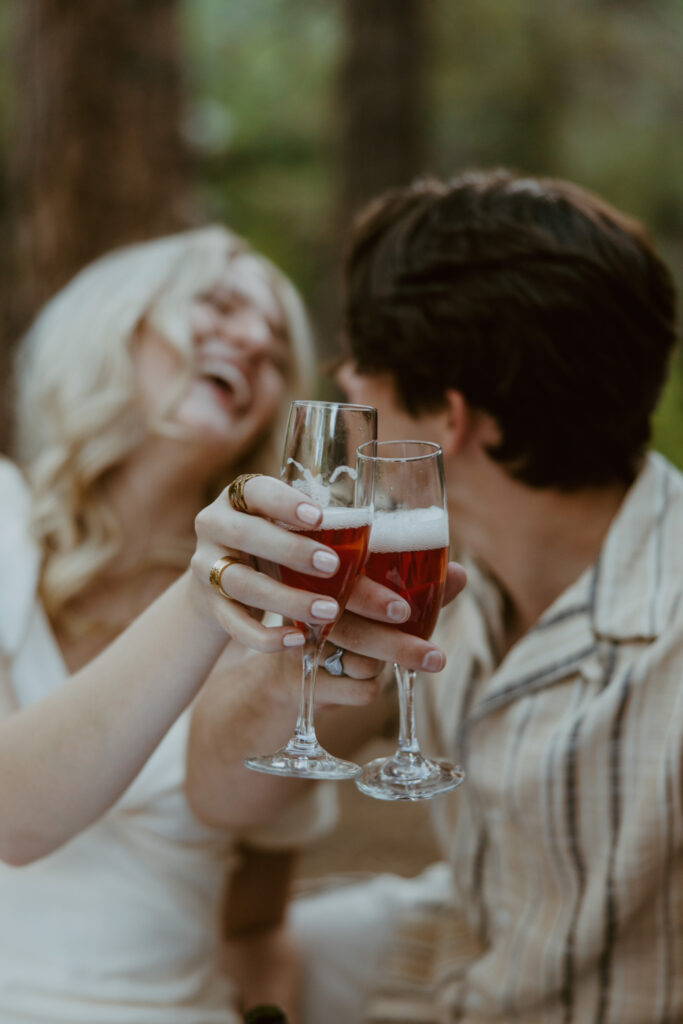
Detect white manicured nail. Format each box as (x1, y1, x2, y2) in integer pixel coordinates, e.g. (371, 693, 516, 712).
(311, 599, 338, 620)
(297, 503, 321, 525)
(422, 651, 445, 672)
(312, 550, 339, 574)
(387, 600, 410, 622)
(283, 632, 305, 648)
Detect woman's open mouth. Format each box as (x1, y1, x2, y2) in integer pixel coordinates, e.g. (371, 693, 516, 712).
(199, 360, 251, 411)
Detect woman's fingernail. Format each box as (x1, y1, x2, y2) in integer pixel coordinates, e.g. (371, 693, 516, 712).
(311, 599, 339, 620)
(387, 600, 410, 622)
(283, 631, 305, 648)
(422, 650, 445, 672)
(312, 550, 339, 574)
(297, 502, 321, 526)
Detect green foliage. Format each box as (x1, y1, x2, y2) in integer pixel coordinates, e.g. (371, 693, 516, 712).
(181, 0, 339, 296)
(653, 356, 683, 470)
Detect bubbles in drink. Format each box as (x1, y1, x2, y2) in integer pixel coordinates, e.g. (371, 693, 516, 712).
(320, 506, 371, 530)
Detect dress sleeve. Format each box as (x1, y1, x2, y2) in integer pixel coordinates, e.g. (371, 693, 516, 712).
(237, 782, 339, 850)
(0, 459, 41, 659)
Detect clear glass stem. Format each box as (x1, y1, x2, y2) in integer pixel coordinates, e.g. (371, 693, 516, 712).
(286, 627, 325, 755)
(394, 663, 421, 764)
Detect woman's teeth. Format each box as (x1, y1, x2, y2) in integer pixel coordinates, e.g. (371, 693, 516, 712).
(201, 362, 251, 409)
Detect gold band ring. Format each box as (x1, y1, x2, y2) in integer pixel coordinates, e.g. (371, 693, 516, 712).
(227, 473, 261, 515)
(209, 555, 242, 599)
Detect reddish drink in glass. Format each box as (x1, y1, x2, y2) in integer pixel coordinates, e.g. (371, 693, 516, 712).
(280, 507, 370, 635)
(364, 506, 449, 640)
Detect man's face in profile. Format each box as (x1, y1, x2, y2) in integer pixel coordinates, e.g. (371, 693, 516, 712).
(336, 360, 444, 447)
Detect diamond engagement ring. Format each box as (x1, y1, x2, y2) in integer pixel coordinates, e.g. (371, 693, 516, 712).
(323, 645, 347, 677)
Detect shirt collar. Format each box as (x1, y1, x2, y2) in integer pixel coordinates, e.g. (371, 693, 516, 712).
(460, 453, 681, 718)
(590, 452, 683, 643)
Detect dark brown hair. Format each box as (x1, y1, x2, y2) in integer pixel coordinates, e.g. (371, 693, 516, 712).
(342, 170, 678, 489)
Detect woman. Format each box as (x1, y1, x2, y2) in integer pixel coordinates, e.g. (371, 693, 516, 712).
(0, 226, 358, 1022)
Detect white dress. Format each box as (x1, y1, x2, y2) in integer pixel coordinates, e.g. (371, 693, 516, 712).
(0, 459, 334, 1024)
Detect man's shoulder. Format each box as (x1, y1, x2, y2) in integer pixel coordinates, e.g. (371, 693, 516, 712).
(651, 450, 683, 491)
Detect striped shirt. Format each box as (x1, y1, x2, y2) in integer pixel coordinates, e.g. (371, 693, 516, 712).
(367, 452, 683, 1024)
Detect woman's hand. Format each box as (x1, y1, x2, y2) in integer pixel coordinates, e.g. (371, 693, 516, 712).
(190, 475, 347, 652)
(191, 472, 467, 667)
(185, 561, 467, 829)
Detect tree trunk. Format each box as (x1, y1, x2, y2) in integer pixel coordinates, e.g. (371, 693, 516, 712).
(8, 0, 191, 337)
(337, 0, 427, 234)
(312, 0, 427, 361)
(0, 0, 192, 451)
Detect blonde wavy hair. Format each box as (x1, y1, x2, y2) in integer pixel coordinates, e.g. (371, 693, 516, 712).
(13, 226, 315, 630)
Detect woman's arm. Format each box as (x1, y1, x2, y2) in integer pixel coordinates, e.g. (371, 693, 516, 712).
(0, 571, 228, 865)
(0, 475, 368, 865)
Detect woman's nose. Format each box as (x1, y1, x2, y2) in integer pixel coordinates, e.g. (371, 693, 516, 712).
(223, 309, 271, 352)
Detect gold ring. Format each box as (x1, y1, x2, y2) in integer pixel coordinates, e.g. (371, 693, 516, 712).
(227, 473, 261, 514)
(209, 555, 242, 599)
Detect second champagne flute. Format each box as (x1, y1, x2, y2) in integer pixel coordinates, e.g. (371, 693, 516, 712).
(355, 440, 465, 800)
(244, 400, 376, 780)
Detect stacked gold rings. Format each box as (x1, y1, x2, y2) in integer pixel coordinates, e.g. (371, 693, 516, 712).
(209, 474, 262, 596)
(227, 473, 261, 515)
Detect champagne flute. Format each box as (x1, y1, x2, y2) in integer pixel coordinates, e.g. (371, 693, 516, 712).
(355, 440, 465, 801)
(244, 401, 376, 780)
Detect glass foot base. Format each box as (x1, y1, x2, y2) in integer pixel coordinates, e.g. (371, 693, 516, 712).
(356, 754, 465, 801)
(245, 742, 361, 781)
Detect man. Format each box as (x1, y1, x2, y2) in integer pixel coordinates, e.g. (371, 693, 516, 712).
(188, 170, 682, 1023)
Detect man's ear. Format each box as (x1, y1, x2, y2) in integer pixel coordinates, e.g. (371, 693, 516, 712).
(441, 390, 469, 456)
(442, 390, 501, 456)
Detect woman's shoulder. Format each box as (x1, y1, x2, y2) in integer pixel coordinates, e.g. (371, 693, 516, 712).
(0, 457, 41, 657)
(0, 457, 31, 508)
(0, 457, 35, 548)
(0, 458, 36, 551)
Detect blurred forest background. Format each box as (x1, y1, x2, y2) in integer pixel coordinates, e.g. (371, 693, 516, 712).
(0, 0, 681, 879)
(0, 0, 682, 459)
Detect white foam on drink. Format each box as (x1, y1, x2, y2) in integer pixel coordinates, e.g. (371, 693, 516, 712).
(369, 505, 448, 553)
(320, 506, 371, 530)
